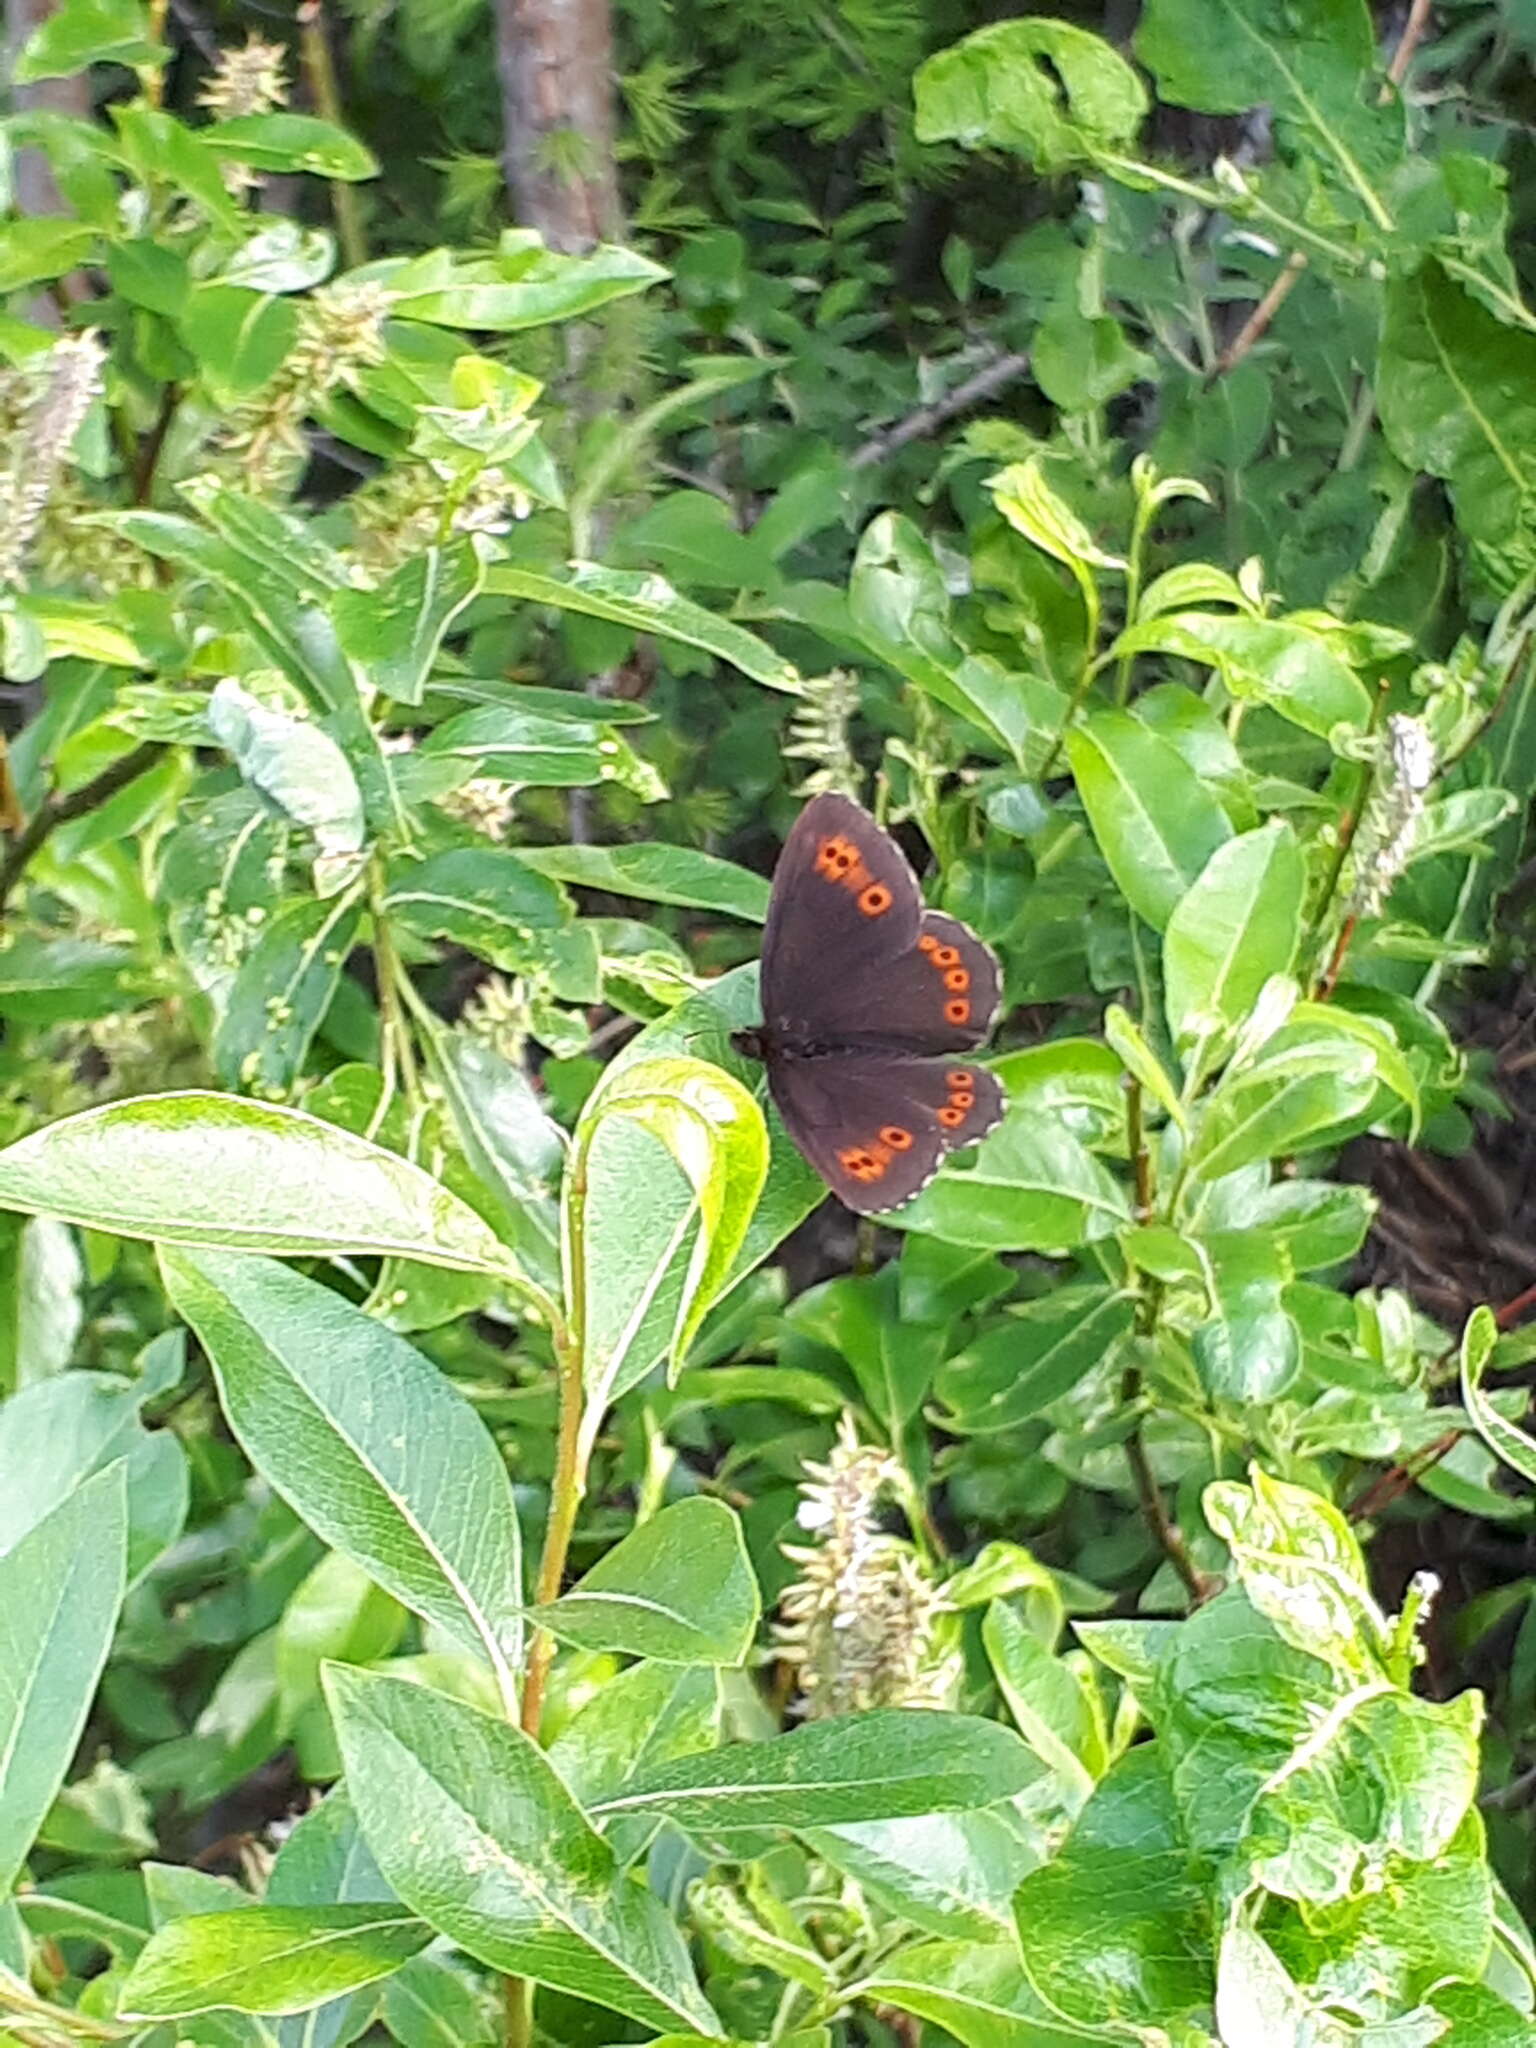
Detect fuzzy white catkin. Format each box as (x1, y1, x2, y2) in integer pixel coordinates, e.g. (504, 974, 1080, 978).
(1350, 713, 1437, 919)
(0, 331, 106, 592)
(775, 1413, 954, 1717)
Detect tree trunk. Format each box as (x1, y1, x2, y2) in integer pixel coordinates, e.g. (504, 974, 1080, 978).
(493, 0, 621, 252)
(6, 0, 91, 234)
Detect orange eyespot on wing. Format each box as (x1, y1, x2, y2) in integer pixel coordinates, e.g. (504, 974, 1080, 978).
(950, 1090, 973, 1110)
(837, 1144, 888, 1183)
(815, 834, 859, 880)
(858, 882, 893, 917)
(945, 998, 971, 1025)
(946, 1070, 972, 1089)
(938, 1104, 965, 1128)
(880, 1124, 913, 1151)
(918, 933, 939, 954)
(933, 945, 960, 969)
(944, 967, 970, 992)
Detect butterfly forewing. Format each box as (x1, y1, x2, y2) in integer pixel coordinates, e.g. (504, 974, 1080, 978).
(768, 1054, 1005, 1214)
(760, 792, 923, 1043)
(761, 795, 999, 1053)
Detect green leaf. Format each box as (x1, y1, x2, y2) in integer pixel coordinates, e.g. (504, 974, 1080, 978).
(1033, 304, 1155, 417)
(382, 1953, 497, 2048)
(1191, 1236, 1300, 1404)
(388, 243, 666, 329)
(898, 1113, 1129, 1252)
(518, 842, 770, 921)
(485, 564, 801, 693)
(205, 679, 364, 864)
(538, 1497, 759, 1665)
(121, 1905, 430, 2019)
(0, 1214, 82, 1394)
(324, 1666, 722, 2036)
(936, 1286, 1134, 1434)
(179, 287, 298, 403)
(161, 1249, 524, 1704)
(1164, 821, 1304, 1057)
(1204, 1466, 1388, 1675)
(332, 541, 485, 706)
(984, 1601, 1101, 1805)
(416, 703, 614, 788)
(214, 893, 365, 1096)
(14, 0, 163, 79)
(548, 1663, 721, 1814)
(0, 1093, 512, 1275)
(276, 1550, 407, 1733)
(1110, 613, 1373, 738)
(809, 1810, 1042, 1945)
(0, 936, 141, 1025)
(1013, 1745, 1213, 2033)
(1190, 1046, 1379, 1180)
(202, 114, 378, 180)
(988, 460, 1125, 573)
(430, 1033, 562, 1289)
(1102, 1003, 1187, 1132)
(382, 845, 572, 973)
(792, 1269, 944, 1435)
(586, 1710, 1040, 1832)
(569, 1057, 769, 1429)
(914, 17, 1147, 171)
(1133, 0, 1392, 240)
(0, 219, 99, 293)
(111, 510, 357, 716)
(0, 1363, 187, 1585)
(1460, 1302, 1536, 1488)
(264, 1783, 394, 2047)
(1243, 1688, 1483, 1906)
(854, 1941, 1090, 2046)
(106, 235, 189, 315)
(1066, 710, 1232, 930)
(1379, 262, 1536, 594)
(0, 1465, 127, 1895)
(606, 967, 824, 1290)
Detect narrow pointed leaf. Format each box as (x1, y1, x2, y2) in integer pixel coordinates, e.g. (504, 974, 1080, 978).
(121, 1906, 431, 2020)
(324, 1667, 722, 2037)
(161, 1249, 523, 1696)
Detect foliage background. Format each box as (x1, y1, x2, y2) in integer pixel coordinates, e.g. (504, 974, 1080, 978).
(5, 0, 1536, 2042)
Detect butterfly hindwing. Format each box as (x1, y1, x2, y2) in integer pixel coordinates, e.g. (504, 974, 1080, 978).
(761, 793, 1000, 1052)
(767, 1053, 1005, 1215)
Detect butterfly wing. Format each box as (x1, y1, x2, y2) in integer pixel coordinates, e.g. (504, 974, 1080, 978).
(767, 1050, 1005, 1214)
(760, 793, 1001, 1053)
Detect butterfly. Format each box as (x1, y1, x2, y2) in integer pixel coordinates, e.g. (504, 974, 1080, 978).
(732, 791, 1006, 1213)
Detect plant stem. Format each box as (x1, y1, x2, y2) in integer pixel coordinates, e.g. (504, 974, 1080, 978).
(1125, 1075, 1153, 1222)
(504, 1976, 534, 2048)
(0, 742, 166, 923)
(1307, 676, 1390, 993)
(1382, 0, 1434, 96)
(504, 1184, 590, 2048)
(297, 0, 367, 272)
(0, 1972, 130, 2040)
(520, 1321, 588, 1739)
(1120, 1360, 1208, 1607)
(132, 383, 180, 504)
(1211, 251, 1308, 379)
(1115, 496, 1153, 704)
(520, 1118, 594, 1743)
(367, 860, 422, 1105)
(1039, 618, 1102, 778)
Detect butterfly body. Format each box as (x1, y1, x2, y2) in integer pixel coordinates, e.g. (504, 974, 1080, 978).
(732, 792, 1006, 1213)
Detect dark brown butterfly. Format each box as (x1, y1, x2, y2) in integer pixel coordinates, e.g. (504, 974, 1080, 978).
(732, 792, 1006, 1213)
